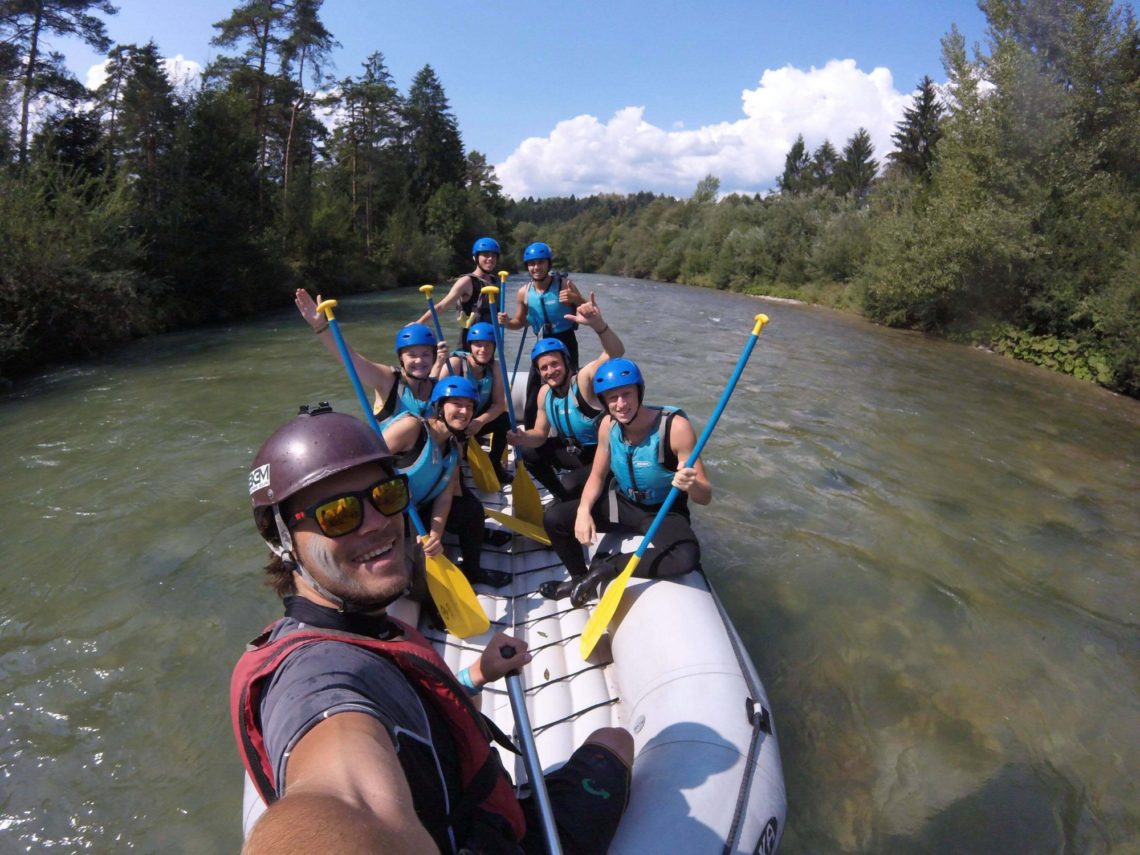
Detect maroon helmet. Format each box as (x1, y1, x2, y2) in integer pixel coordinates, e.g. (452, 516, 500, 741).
(249, 403, 395, 546)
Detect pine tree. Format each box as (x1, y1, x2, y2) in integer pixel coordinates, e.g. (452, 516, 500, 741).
(330, 52, 405, 250)
(835, 128, 878, 200)
(888, 76, 945, 182)
(279, 0, 336, 193)
(777, 134, 810, 195)
(809, 140, 840, 191)
(404, 64, 465, 210)
(118, 42, 179, 214)
(209, 0, 290, 174)
(0, 0, 118, 164)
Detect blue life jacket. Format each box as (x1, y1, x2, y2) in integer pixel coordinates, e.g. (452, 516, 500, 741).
(544, 378, 601, 447)
(609, 406, 683, 506)
(375, 370, 434, 430)
(453, 353, 495, 414)
(524, 273, 574, 336)
(393, 415, 459, 505)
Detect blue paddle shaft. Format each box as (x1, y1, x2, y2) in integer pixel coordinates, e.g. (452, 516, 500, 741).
(426, 301, 443, 341)
(632, 329, 763, 559)
(489, 308, 518, 429)
(422, 296, 451, 379)
(325, 314, 431, 539)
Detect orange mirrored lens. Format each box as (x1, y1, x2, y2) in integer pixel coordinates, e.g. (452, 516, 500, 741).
(314, 495, 364, 537)
(370, 478, 409, 515)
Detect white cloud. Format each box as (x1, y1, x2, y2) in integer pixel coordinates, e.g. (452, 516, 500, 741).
(495, 59, 913, 199)
(85, 54, 203, 94)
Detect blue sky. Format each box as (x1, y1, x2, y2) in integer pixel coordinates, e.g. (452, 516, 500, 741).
(54, 0, 990, 198)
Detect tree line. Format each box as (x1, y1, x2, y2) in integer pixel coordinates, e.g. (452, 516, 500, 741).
(2, 0, 1137, 397)
(0, 0, 510, 380)
(508, 1, 1139, 397)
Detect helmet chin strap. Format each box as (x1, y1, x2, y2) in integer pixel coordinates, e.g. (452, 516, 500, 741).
(272, 506, 355, 613)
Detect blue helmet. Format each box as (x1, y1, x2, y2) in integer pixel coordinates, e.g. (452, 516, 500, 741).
(430, 375, 479, 409)
(594, 358, 644, 402)
(531, 337, 570, 364)
(466, 322, 497, 344)
(523, 242, 553, 263)
(472, 236, 500, 256)
(394, 323, 437, 357)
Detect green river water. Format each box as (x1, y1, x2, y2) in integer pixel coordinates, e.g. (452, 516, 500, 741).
(0, 276, 1137, 853)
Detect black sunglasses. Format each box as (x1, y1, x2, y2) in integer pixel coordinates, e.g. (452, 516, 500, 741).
(290, 475, 410, 538)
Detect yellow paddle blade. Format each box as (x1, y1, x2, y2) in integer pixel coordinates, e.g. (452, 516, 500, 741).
(484, 507, 551, 546)
(511, 460, 544, 528)
(422, 546, 489, 638)
(579, 554, 641, 659)
(466, 437, 501, 492)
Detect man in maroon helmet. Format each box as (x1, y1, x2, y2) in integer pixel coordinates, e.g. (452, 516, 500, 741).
(232, 403, 632, 854)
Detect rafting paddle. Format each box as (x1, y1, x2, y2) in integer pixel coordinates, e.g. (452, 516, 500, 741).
(422, 284, 503, 493)
(501, 644, 563, 855)
(483, 507, 552, 546)
(579, 313, 770, 659)
(481, 285, 545, 528)
(316, 299, 490, 638)
(466, 437, 501, 493)
(418, 284, 451, 378)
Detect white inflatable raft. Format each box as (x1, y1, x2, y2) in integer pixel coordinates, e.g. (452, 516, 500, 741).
(242, 470, 786, 853)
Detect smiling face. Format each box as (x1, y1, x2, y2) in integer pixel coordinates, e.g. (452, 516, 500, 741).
(399, 344, 436, 379)
(286, 465, 409, 610)
(602, 384, 640, 424)
(438, 397, 475, 431)
(469, 339, 495, 365)
(536, 352, 567, 388)
(475, 251, 499, 273)
(526, 258, 551, 281)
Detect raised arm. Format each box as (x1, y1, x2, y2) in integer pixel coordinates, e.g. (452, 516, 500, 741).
(295, 289, 397, 399)
(242, 712, 438, 855)
(668, 416, 712, 506)
(416, 276, 471, 326)
(568, 293, 624, 406)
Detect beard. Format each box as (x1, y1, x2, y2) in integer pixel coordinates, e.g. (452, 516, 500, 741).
(299, 537, 411, 611)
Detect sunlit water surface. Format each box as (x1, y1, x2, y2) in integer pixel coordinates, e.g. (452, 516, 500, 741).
(1, 277, 1136, 852)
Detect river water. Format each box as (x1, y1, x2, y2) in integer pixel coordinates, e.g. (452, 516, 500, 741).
(0, 276, 1136, 853)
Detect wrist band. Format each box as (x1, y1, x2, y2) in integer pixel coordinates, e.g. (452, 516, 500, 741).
(314, 322, 329, 334)
(597, 323, 609, 334)
(457, 666, 482, 696)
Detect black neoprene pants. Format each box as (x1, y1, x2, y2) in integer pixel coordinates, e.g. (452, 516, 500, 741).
(543, 489, 700, 579)
(519, 441, 595, 502)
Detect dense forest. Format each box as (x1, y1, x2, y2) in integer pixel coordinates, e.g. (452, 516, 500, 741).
(1, 0, 1137, 396)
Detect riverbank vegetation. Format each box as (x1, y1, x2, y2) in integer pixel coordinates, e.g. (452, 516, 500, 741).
(1, 0, 1137, 397)
(510, 3, 1140, 397)
(0, 0, 509, 381)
